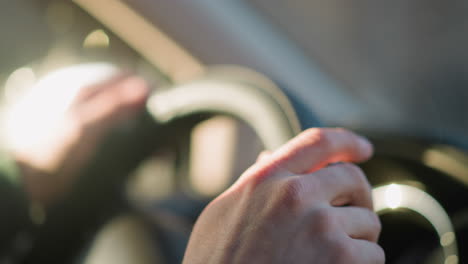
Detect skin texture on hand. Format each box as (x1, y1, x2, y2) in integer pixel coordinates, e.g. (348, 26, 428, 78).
(183, 128, 385, 264)
(14, 74, 149, 206)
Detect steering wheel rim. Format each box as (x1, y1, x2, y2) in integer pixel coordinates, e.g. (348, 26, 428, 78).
(22, 66, 300, 263)
(147, 76, 300, 150)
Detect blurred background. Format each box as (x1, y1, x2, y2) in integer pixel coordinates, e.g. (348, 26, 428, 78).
(2, 1, 468, 264)
(4, 0, 468, 145)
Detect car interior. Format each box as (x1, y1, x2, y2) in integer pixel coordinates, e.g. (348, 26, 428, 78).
(1, 1, 468, 263)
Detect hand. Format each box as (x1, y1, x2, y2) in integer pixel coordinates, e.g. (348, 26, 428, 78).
(14, 73, 149, 206)
(183, 128, 384, 264)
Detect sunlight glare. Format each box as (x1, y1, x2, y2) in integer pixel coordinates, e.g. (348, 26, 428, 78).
(384, 183, 402, 209)
(4, 67, 36, 102)
(3, 63, 118, 152)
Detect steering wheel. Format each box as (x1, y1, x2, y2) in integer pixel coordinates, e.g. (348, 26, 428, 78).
(18, 64, 300, 263)
(361, 136, 466, 264)
(17, 65, 464, 264)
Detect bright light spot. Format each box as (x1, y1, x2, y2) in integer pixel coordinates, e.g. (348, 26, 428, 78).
(83, 29, 110, 48)
(384, 183, 402, 209)
(441, 232, 455, 247)
(445, 255, 458, 264)
(373, 184, 458, 262)
(3, 63, 118, 153)
(4, 67, 36, 102)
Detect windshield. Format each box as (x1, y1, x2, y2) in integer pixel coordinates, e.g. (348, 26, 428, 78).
(3, 1, 468, 148)
(251, 0, 468, 147)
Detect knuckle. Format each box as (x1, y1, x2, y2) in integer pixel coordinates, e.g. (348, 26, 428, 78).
(329, 238, 355, 263)
(368, 210, 382, 236)
(243, 165, 279, 190)
(276, 177, 304, 210)
(301, 127, 322, 138)
(313, 129, 331, 150)
(341, 163, 371, 191)
(341, 163, 363, 178)
(301, 128, 329, 149)
(356, 208, 382, 242)
(309, 207, 336, 233)
(245, 171, 266, 190)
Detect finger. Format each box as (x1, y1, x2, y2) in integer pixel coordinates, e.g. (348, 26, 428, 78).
(349, 238, 385, 264)
(301, 163, 373, 209)
(256, 151, 272, 162)
(334, 207, 381, 242)
(74, 72, 132, 103)
(78, 76, 149, 131)
(268, 128, 373, 174)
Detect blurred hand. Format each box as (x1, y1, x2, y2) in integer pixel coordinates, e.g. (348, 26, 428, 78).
(183, 128, 384, 264)
(14, 73, 149, 205)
